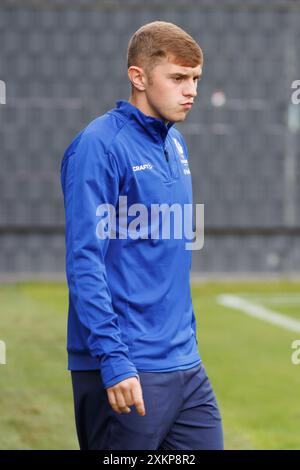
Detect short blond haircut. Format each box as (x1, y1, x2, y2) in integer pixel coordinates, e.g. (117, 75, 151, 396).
(127, 21, 203, 84)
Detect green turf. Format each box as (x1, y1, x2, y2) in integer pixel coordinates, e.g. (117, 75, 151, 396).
(0, 280, 300, 449)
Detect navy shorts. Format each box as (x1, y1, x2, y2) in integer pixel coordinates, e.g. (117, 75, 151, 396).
(71, 362, 224, 450)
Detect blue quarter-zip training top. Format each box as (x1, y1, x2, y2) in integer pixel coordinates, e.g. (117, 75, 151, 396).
(60, 100, 201, 388)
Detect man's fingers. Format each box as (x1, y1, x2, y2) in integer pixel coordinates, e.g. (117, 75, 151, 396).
(107, 389, 122, 414)
(115, 389, 131, 413)
(106, 377, 145, 415)
(131, 380, 146, 416)
(119, 380, 135, 407)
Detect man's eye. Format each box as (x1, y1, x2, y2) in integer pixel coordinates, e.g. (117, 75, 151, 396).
(174, 77, 182, 82)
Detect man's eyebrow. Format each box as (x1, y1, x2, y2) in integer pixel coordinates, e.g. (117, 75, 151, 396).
(169, 72, 202, 78)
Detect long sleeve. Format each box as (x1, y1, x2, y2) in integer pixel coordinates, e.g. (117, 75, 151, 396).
(61, 131, 138, 388)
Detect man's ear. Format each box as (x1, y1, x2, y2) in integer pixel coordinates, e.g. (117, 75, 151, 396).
(128, 66, 146, 92)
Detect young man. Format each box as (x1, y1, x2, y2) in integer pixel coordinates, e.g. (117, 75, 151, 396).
(61, 21, 223, 450)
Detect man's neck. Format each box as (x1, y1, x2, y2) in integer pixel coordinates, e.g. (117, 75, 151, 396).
(128, 95, 169, 125)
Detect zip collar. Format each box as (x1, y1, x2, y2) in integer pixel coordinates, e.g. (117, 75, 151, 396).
(114, 99, 175, 143)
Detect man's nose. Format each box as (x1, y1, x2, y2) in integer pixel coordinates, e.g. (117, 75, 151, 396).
(183, 81, 197, 97)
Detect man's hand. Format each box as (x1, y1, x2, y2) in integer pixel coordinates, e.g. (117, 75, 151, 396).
(106, 376, 146, 416)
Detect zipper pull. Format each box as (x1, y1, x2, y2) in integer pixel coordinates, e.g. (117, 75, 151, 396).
(164, 147, 169, 162)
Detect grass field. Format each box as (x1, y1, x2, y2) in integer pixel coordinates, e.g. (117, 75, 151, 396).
(0, 280, 300, 449)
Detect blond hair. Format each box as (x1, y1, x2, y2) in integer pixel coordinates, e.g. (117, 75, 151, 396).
(127, 21, 203, 84)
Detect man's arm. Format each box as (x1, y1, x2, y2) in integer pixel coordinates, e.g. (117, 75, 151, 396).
(61, 131, 145, 415)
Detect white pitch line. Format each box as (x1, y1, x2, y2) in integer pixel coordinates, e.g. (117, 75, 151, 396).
(249, 299, 300, 305)
(236, 293, 300, 304)
(217, 294, 300, 333)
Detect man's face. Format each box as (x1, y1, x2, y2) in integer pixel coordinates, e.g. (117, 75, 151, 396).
(144, 55, 202, 123)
